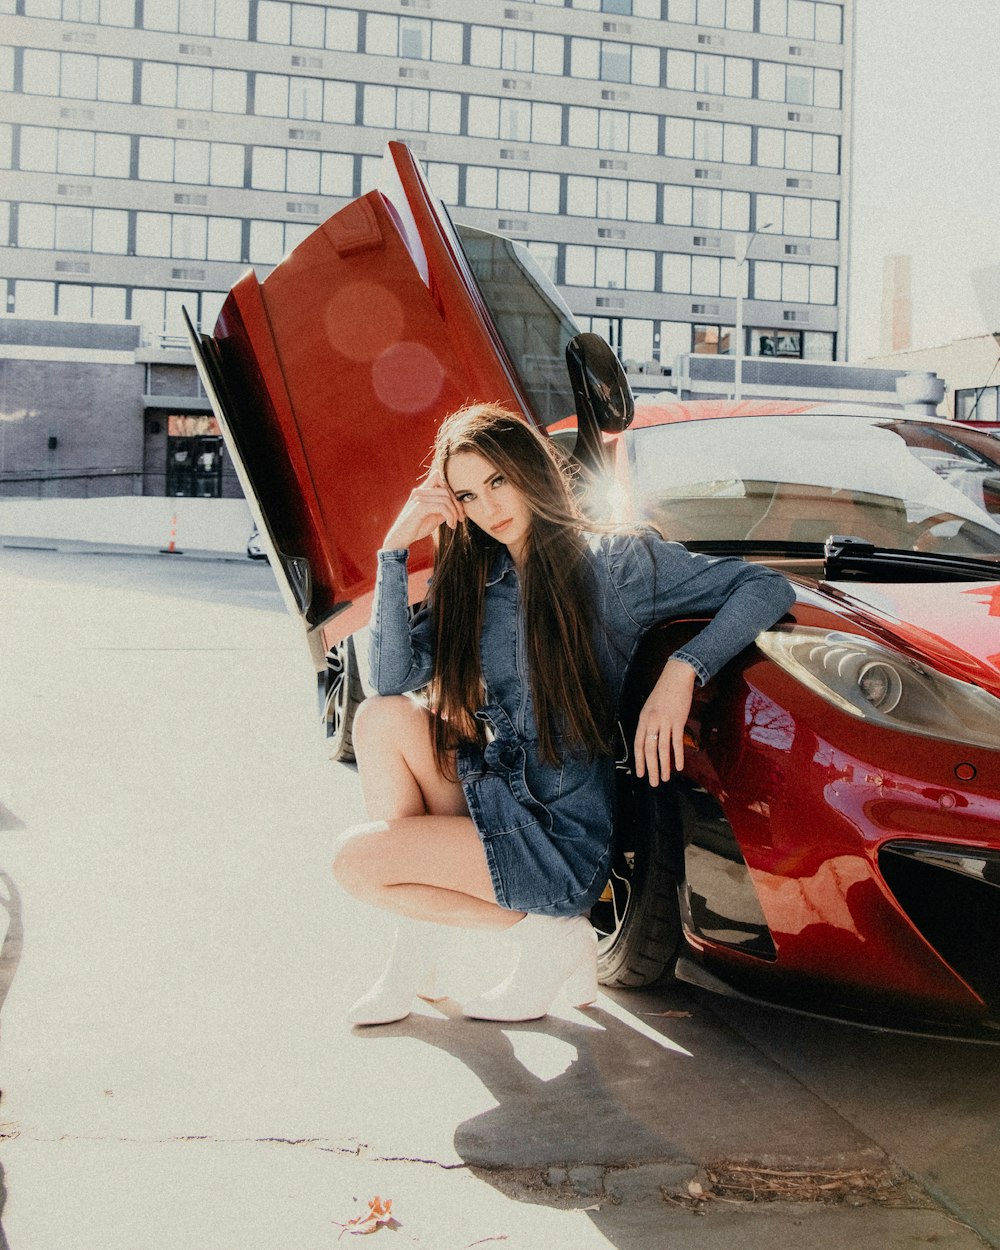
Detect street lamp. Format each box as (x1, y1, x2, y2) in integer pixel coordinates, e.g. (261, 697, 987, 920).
(733, 222, 771, 402)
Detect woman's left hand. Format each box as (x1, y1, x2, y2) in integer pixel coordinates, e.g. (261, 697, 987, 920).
(634, 658, 697, 787)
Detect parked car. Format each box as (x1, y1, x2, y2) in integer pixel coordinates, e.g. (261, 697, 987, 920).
(187, 142, 1000, 1040)
(246, 526, 268, 560)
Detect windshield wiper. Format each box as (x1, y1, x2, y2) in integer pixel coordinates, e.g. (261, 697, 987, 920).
(684, 536, 1000, 582)
(822, 535, 1000, 583)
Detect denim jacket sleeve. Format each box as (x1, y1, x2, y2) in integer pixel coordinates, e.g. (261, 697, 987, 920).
(604, 530, 796, 686)
(368, 549, 435, 695)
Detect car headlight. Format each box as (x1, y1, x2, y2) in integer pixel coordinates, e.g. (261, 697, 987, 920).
(757, 626, 1000, 751)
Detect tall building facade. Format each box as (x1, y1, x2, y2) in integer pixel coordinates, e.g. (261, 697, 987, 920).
(0, 0, 853, 498)
(2, 0, 853, 361)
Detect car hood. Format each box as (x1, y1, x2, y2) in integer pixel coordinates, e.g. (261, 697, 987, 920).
(814, 577, 1000, 699)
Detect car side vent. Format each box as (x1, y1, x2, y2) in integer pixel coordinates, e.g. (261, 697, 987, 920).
(282, 555, 313, 615)
(880, 841, 1000, 1012)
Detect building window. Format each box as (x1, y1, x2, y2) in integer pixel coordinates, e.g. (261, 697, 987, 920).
(754, 193, 838, 239)
(758, 61, 842, 109)
(140, 62, 247, 112)
(752, 260, 836, 304)
(693, 325, 734, 354)
(564, 245, 656, 291)
(955, 386, 1000, 423)
(367, 13, 463, 63)
(757, 128, 840, 174)
(23, 0, 137, 24)
(751, 329, 802, 356)
(759, 0, 842, 43)
(13, 279, 58, 317)
(141, 0, 248, 37)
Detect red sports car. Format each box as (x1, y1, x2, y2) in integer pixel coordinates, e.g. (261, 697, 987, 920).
(187, 143, 1000, 1041)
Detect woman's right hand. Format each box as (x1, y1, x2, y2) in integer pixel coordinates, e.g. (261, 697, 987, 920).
(382, 471, 465, 550)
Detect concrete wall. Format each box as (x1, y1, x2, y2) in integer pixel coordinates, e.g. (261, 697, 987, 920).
(0, 496, 255, 556)
(0, 354, 146, 497)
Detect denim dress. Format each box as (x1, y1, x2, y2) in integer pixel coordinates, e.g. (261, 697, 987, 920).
(369, 530, 795, 917)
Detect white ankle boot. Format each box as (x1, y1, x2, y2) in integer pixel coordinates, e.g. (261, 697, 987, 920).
(347, 919, 444, 1026)
(462, 913, 598, 1022)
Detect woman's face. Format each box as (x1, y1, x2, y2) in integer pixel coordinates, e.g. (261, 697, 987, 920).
(445, 449, 533, 562)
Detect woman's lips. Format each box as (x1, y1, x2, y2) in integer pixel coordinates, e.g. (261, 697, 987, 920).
(491, 519, 513, 535)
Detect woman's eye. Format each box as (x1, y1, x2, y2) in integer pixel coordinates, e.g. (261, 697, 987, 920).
(491, 475, 505, 489)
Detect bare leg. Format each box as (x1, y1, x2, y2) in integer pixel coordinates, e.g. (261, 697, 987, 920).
(334, 695, 523, 930)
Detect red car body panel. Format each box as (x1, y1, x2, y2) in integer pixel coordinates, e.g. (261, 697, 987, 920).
(202, 142, 531, 651)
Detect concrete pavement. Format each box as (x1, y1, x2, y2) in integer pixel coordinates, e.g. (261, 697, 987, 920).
(0, 547, 994, 1249)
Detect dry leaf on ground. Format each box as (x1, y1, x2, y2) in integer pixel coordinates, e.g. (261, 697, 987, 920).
(335, 1195, 401, 1238)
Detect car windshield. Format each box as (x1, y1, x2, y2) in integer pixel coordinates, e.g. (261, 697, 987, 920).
(626, 413, 1000, 558)
(453, 223, 580, 432)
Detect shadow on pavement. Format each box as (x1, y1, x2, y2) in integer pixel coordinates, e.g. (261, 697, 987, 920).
(376, 988, 894, 1250)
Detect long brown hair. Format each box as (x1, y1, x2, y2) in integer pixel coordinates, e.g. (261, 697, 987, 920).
(426, 403, 613, 772)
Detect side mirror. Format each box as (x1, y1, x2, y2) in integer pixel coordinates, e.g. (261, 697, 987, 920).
(566, 333, 635, 435)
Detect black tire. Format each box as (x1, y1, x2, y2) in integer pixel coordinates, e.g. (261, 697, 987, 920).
(593, 780, 683, 988)
(323, 636, 364, 763)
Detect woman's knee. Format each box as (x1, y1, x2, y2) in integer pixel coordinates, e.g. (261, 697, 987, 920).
(353, 693, 426, 752)
(331, 821, 385, 893)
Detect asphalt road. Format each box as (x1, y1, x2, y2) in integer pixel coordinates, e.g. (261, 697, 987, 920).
(0, 546, 998, 1250)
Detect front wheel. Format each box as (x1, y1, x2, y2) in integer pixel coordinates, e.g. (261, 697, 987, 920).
(592, 780, 682, 988)
(323, 636, 364, 763)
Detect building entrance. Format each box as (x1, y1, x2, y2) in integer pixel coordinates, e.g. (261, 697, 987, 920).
(166, 415, 223, 497)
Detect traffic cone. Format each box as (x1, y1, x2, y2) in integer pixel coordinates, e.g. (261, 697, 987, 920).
(160, 512, 183, 555)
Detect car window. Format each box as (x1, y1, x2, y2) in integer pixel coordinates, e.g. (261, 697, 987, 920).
(454, 224, 580, 434)
(626, 414, 1000, 556)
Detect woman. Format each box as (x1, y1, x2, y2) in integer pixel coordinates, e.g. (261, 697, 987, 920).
(332, 404, 795, 1026)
